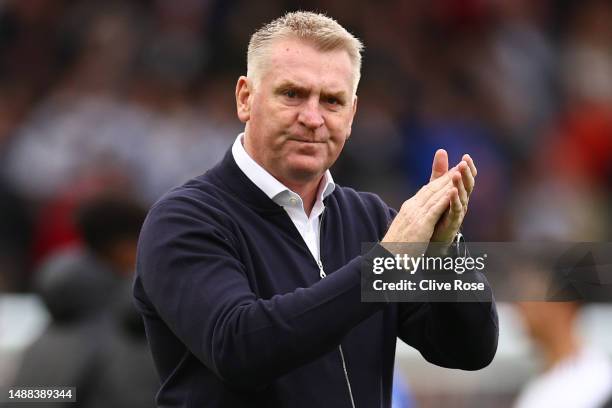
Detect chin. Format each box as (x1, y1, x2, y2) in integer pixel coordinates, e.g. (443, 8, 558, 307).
(284, 161, 327, 183)
(285, 166, 322, 182)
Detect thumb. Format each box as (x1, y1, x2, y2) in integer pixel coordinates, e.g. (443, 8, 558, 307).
(430, 149, 449, 181)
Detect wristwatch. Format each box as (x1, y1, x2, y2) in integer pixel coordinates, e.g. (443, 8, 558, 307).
(450, 231, 467, 258)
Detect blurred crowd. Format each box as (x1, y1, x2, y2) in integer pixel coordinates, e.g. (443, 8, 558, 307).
(1, 0, 612, 292)
(0, 0, 611, 406)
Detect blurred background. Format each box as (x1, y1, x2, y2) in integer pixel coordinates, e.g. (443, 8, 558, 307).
(0, 0, 611, 407)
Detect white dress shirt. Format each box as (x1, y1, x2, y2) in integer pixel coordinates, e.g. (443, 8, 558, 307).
(231, 133, 335, 261)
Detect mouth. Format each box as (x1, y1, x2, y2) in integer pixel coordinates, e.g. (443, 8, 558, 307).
(289, 138, 327, 144)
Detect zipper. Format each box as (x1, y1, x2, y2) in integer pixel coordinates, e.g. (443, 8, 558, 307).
(316, 259, 326, 279)
(338, 345, 355, 408)
(317, 211, 356, 408)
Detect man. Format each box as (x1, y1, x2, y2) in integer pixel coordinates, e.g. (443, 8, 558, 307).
(134, 11, 498, 407)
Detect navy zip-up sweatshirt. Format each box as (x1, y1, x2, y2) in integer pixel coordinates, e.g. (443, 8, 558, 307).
(134, 150, 499, 407)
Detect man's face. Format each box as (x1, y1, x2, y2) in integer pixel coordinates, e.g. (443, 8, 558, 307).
(236, 37, 357, 186)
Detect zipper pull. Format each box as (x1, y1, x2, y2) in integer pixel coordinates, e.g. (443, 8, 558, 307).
(317, 259, 326, 279)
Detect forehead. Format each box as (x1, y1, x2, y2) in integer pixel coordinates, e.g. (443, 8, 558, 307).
(261, 38, 354, 93)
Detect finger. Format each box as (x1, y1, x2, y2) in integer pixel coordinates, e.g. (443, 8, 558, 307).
(429, 187, 463, 244)
(442, 190, 464, 237)
(430, 149, 449, 181)
(458, 161, 475, 196)
(447, 187, 464, 229)
(462, 154, 477, 178)
(452, 170, 469, 208)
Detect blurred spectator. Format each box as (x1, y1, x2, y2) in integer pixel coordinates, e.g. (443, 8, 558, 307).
(27, 175, 133, 271)
(9, 194, 157, 407)
(514, 301, 612, 408)
(84, 281, 159, 408)
(74, 194, 147, 277)
(511, 127, 612, 408)
(1, 0, 609, 246)
(8, 249, 121, 408)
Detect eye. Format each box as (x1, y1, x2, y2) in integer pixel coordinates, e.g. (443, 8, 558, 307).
(284, 89, 298, 98)
(326, 97, 339, 105)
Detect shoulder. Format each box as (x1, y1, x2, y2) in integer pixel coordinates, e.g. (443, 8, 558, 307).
(149, 173, 231, 218)
(141, 173, 239, 243)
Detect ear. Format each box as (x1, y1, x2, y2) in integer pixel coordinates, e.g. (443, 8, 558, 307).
(346, 95, 358, 139)
(236, 76, 252, 123)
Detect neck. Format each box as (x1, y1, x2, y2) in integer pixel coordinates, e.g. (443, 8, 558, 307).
(282, 176, 323, 216)
(241, 132, 325, 216)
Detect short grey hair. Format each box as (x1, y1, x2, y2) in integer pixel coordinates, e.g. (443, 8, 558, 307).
(247, 11, 364, 95)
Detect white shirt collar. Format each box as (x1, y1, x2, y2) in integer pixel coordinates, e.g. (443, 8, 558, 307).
(231, 133, 335, 209)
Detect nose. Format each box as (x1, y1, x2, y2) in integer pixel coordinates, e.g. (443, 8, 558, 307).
(298, 97, 324, 130)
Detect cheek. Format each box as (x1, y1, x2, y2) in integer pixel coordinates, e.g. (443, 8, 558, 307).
(326, 135, 347, 163)
(328, 117, 351, 144)
(328, 111, 353, 134)
(332, 133, 347, 149)
(249, 98, 268, 127)
(256, 101, 294, 132)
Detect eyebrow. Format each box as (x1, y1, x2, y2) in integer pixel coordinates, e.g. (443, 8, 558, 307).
(274, 81, 348, 103)
(274, 81, 309, 95)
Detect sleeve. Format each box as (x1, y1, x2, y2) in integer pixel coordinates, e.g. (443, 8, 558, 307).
(136, 198, 386, 390)
(397, 295, 498, 370)
(382, 204, 499, 371)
